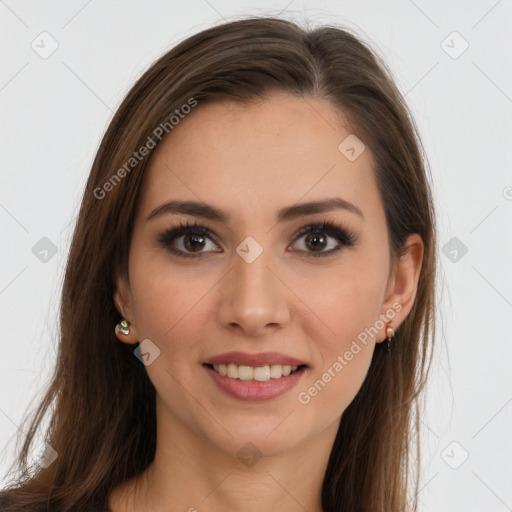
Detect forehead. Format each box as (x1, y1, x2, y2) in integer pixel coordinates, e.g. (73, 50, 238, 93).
(137, 94, 381, 225)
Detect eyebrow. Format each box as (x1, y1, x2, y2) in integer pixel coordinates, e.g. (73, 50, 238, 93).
(145, 197, 364, 224)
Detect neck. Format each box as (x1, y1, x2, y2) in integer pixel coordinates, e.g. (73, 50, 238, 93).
(109, 396, 339, 512)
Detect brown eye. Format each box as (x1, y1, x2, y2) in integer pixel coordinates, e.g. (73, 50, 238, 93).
(158, 221, 221, 258)
(183, 233, 207, 252)
(290, 221, 357, 258)
(158, 220, 357, 259)
(305, 232, 328, 252)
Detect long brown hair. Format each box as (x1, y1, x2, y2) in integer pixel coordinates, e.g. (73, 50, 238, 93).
(0, 16, 437, 511)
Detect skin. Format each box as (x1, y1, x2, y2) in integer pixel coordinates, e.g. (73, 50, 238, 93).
(109, 93, 423, 512)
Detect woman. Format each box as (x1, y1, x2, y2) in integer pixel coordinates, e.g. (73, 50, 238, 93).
(0, 16, 437, 512)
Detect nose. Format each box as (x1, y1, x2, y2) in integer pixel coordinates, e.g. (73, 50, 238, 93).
(216, 247, 291, 338)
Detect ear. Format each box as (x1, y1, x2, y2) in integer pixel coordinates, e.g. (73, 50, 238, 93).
(377, 233, 424, 343)
(113, 272, 139, 344)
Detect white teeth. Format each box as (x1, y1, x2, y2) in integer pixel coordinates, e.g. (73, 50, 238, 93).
(238, 365, 253, 381)
(253, 366, 271, 382)
(227, 363, 238, 379)
(211, 363, 299, 381)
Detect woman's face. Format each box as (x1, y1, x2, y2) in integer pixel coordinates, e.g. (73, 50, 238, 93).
(115, 93, 417, 458)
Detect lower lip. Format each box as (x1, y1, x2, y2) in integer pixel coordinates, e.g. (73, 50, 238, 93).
(203, 364, 307, 401)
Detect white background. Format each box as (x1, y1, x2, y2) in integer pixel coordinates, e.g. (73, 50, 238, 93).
(1, 1, 511, 510)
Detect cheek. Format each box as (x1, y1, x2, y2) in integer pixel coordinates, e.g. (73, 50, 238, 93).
(128, 258, 219, 358)
(299, 345, 374, 416)
(297, 260, 386, 413)
(306, 256, 387, 341)
(297, 297, 379, 422)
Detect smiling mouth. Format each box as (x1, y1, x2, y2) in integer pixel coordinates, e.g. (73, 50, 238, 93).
(203, 363, 307, 382)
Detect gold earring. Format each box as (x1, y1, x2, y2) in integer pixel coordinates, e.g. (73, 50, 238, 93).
(117, 319, 130, 336)
(386, 325, 395, 353)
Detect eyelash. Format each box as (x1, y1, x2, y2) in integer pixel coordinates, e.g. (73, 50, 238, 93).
(157, 219, 358, 259)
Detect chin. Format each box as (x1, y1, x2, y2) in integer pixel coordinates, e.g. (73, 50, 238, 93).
(201, 414, 312, 459)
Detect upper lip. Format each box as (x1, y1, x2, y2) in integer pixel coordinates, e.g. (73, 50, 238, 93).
(203, 351, 308, 367)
